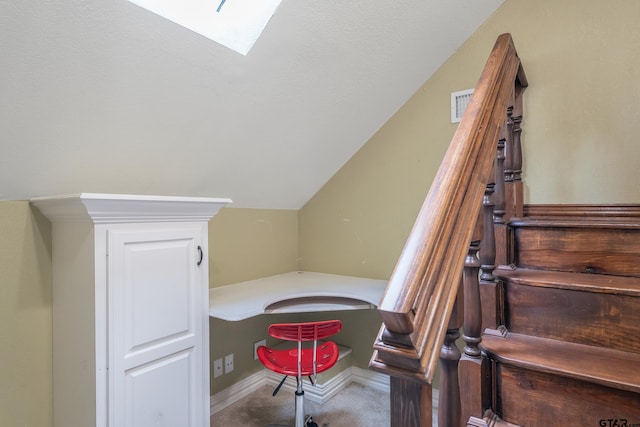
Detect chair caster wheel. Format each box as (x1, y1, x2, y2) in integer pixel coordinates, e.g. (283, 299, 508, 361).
(305, 415, 319, 427)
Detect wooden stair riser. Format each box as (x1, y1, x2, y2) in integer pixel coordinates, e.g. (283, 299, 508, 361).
(514, 226, 640, 277)
(503, 282, 640, 354)
(482, 207, 640, 426)
(497, 364, 640, 427)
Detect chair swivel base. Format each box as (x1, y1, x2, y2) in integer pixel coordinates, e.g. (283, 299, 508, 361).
(266, 391, 319, 427)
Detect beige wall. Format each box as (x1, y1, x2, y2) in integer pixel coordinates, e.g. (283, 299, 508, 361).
(299, 0, 640, 367)
(471, 0, 640, 204)
(0, 202, 52, 427)
(209, 207, 299, 287)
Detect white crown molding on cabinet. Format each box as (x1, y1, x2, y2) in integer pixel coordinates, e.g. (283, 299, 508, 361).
(30, 193, 232, 223)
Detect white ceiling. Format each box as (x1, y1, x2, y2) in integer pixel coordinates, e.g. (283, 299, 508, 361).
(1, 0, 503, 209)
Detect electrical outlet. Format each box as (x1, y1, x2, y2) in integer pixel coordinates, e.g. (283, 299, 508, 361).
(224, 354, 234, 374)
(213, 358, 223, 378)
(254, 339, 266, 360)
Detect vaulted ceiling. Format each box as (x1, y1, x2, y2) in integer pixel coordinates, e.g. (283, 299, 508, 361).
(1, 0, 503, 208)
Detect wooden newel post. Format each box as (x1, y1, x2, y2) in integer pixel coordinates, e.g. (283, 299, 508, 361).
(390, 378, 433, 427)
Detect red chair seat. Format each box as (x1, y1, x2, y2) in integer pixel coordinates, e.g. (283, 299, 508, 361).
(257, 341, 339, 376)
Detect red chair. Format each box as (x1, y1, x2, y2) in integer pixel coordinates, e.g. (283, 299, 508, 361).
(256, 320, 342, 427)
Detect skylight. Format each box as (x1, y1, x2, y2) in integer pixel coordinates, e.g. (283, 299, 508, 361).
(127, 0, 283, 55)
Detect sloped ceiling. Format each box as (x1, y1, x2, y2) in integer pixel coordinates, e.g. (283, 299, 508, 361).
(1, 0, 503, 209)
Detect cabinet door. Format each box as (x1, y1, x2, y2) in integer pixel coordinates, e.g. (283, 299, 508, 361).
(107, 226, 206, 427)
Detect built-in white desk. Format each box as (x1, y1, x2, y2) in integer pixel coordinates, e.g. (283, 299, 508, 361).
(208, 271, 387, 321)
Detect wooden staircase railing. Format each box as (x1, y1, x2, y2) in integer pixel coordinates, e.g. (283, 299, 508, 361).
(369, 33, 528, 427)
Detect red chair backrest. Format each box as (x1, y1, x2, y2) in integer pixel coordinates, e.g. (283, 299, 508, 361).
(267, 320, 342, 342)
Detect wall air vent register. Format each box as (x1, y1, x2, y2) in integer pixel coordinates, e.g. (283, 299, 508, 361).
(451, 88, 474, 123)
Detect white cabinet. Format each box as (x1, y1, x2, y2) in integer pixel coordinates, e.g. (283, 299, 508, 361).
(31, 194, 230, 427)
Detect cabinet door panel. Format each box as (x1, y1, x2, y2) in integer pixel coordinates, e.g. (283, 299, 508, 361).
(124, 349, 194, 427)
(123, 238, 193, 355)
(108, 226, 204, 427)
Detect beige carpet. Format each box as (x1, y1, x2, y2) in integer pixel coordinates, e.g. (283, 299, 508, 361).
(211, 382, 390, 427)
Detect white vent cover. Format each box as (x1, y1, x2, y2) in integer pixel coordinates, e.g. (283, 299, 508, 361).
(451, 89, 474, 123)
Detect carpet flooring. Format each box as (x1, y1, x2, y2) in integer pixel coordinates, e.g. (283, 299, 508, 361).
(211, 382, 438, 427)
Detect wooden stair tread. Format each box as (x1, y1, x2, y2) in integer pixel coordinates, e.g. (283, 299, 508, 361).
(494, 266, 640, 296)
(481, 331, 640, 394)
(510, 217, 640, 229)
(523, 204, 640, 220)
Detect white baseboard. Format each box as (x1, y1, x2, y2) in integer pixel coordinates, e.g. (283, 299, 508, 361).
(264, 365, 353, 404)
(210, 369, 268, 414)
(210, 366, 393, 415)
(350, 366, 390, 393)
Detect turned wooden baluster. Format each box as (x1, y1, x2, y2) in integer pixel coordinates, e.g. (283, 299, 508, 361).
(480, 134, 508, 335)
(464, 239, 483, 359)
(439, 283, 463, 427)
(479, 183, 496, 290)
(511, 89, 524, 218)
(503, 84, 526, 220)
(459, 234, 485, 426)
(493, 137, 508, 266)
(503, 104, 516, 219)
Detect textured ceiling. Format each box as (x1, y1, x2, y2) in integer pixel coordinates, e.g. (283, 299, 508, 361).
(1, 0, 503, 209)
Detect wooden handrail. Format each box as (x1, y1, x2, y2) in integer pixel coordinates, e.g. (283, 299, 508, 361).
(370, 34, 528, 388)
